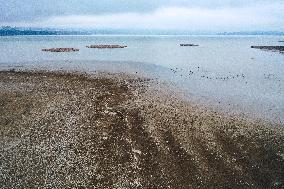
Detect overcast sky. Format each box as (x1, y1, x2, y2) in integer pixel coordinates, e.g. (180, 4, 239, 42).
(0, 0, 283, 31)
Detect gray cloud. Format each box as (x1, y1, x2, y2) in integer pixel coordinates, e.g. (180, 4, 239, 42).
(0, 0, 283, 31)
(0, 0, 161, 22)
(1, 0, 283, 21)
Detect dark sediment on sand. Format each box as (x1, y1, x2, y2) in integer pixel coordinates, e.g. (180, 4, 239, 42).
(1, 70, 284, 188)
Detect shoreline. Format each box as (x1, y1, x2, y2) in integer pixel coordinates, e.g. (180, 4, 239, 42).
(1, 70, 284, 188)
(1, 57, 283, 124)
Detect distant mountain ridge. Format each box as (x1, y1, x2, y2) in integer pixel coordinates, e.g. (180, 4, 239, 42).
(218, 31, 284, 35)
(1, 26, 284, 36)
(0, 26, 57, 36)
(0, 26, 91, 36)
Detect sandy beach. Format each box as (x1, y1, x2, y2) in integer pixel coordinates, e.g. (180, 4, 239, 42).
(1, 70, 284, 188)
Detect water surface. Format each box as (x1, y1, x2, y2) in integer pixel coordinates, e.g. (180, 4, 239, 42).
(1, 35, 284, 122)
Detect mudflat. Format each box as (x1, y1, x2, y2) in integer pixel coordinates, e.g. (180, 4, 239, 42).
(1, 70, 284, 188)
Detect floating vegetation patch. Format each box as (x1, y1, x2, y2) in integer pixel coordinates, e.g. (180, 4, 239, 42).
(251, 46, 284, 53)
(86, 45, 127, 49)
(42, 48, 79, 52)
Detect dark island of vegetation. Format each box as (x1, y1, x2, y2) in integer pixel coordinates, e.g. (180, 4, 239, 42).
(0, 26, 91, 36)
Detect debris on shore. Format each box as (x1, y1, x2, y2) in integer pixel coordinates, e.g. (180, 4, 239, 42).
(42, 48, 79, 52)
(86, 45, 127, 49)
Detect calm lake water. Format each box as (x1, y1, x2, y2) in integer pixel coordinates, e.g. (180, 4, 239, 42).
(1, 35, 284, 122)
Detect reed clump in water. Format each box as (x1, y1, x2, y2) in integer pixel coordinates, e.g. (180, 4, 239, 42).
(42, 48, 79, 52)
(251, 46, 284, 53)
(86, 44, 127, 49)
(180, 44, 199, 47)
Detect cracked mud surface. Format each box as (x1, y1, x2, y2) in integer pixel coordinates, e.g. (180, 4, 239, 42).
(0, 70, 284, 188)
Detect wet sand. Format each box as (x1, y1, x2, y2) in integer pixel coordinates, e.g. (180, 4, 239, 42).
(0, 70, 284, 188)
